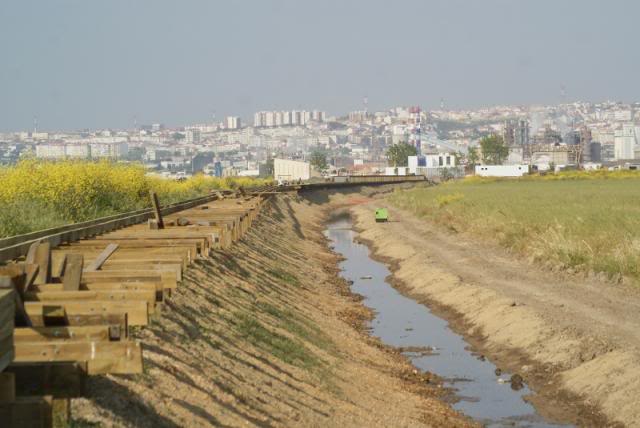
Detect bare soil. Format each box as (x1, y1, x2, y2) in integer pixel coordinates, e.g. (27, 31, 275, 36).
(71, 194, 473, 427)
(342, 187, 640, 427)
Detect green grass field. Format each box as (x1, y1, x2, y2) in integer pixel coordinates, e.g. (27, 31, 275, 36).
(389, 173, 640, 283)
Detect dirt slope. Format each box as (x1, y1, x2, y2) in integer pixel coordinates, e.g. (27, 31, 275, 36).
(71, 194, 472, 427)
(349, 193, 640, 427)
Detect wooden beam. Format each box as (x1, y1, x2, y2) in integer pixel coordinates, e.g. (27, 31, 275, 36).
(62, 254, 83, 291)
(35, 282, 163, 303)
(14, 341, 143, 374)
(99, 263, 182, 282)
(82, 270, 177, 290)
(25, 301, 148, 326)
(23, 304, 128, 329)
(24, 289, 156, 314)
(25, 242, 39, 265)
(149, 191, 164, 229)
(14, 326, 122, 343)
(33, 242, 51, 285)
(84, 243, 118, 272)
(23, 264, 39, 293)
(55, 254, 67, 281)
(0, 270, 31, 328)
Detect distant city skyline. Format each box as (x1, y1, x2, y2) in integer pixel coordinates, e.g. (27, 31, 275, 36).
(1, 0, 639, 131)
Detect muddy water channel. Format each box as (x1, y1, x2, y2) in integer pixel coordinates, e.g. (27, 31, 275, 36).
(326, 217, 570, 428)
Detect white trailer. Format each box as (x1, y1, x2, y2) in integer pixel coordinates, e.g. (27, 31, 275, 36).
(475, 165, 529, 177)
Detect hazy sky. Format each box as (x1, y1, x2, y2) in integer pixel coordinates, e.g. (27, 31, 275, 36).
(0, 0, 638, 131)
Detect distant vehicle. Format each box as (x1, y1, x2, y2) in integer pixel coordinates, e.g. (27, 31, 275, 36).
(375, 208, 389, 222)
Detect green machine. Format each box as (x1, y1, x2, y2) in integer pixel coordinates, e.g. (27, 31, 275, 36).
(375, 208, 389, 222)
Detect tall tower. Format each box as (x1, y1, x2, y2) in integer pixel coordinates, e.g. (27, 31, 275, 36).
(408, 106, 422, 154)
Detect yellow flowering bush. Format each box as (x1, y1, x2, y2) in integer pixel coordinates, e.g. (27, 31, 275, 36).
(0, 160, 272, 237)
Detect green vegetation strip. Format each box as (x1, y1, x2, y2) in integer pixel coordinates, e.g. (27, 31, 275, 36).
(389, 172, 640, 283)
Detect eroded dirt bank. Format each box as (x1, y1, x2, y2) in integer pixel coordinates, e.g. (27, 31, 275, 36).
(340, 186, 640, 427)
(71, 194, 473, 427)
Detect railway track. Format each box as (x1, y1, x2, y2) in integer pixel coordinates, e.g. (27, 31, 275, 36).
(0, 185, 277, 426)
(0, 175, 425, 426)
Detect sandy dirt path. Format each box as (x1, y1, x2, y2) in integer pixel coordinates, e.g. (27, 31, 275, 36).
(349, 196, 640, 427)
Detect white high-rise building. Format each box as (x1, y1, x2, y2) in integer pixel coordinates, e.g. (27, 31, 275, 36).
(225, 116, 241, 130)
(291, 111, 301, 126)
(311, 110, 325, 122)
(265, 111, 276, 127)
(274, 111, 283, 126)
(614, 123, 636, 160)
(302, 111, 311, 125)
(282, 111, 291, 126)
(254, 112, 265, 127)
(253, 109, 325, 128)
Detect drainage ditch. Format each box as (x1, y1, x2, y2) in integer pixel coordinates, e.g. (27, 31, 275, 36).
(325, 216, 570, 428)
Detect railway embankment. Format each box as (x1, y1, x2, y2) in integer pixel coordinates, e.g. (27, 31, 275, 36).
(70, 193, 472, 427)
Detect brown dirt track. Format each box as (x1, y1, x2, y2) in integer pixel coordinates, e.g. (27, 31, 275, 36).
(71, 194, 473, 427)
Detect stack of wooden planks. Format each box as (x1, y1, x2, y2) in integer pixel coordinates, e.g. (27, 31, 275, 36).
(0, 189, 272, 427)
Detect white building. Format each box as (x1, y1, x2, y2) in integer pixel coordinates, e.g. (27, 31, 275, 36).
(408, 154, 457, 172)
(274, 158, 312, 183)
(614, 124, 636, 160)
(64, 144, 90, 158)
(225, 116, 241, 130)
(35, 143, 66, 159)
(475, 165, 529, 177)
(90, 142, 129, 159)
(311, 110, 325, 122)
(614, 110, 632, 122)
(384, 166, 410, 176)
(290, 111, 299, 126)
(185, 129, 201, 144)
(36, 141, 127, 159)
(265, 111, 276, 127)
(254, 112, 265, 127)
(281, 111, 291, 126)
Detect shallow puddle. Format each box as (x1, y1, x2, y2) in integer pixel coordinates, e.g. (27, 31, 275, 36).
(325, 217, 570, 427)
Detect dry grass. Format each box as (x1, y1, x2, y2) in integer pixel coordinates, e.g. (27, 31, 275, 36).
(389, 172, 640, 283)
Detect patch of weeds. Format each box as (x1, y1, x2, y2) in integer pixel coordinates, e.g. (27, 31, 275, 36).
(315, 365, 343, 397)
(435, 192, 464, 208)
(220, 254, 251, 278)
(233, 312, 319, 369)
(256, 302, 335, 352)
(267, 268, 300, 287)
